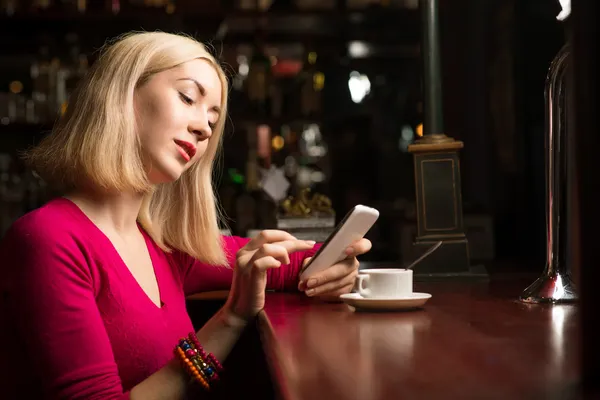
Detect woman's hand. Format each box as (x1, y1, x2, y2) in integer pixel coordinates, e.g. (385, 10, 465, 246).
(298, 238, 372, 300)
(224, 230, 316, 320)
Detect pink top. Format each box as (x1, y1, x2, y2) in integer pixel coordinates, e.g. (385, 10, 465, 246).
(0, 198, 319, 399)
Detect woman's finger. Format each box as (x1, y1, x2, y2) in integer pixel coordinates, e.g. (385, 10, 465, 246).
(344, 238, 372, 257)
(244, 230, 297, 251)
(303, 257, 359, 290)
(271, 239, 316, 257)
(251, 240, 315, 266)
(305, 265, 359, 297)
(252, 255, 282, 271)
(251, 243, 291, 265)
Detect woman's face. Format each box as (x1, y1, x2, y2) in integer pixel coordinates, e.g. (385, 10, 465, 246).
(134, 58, 222, 184)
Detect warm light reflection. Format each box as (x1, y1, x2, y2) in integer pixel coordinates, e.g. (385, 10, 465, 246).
(313, 72, 325, 91)
(9, 81, 22, 94)
(271, 135, 284, 151)
(416, 123, 423, 137)
(281, 309, 432, 399)
(257, 124, 271, 159)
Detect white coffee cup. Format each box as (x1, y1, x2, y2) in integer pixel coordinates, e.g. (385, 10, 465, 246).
(356, 268, 413, 299)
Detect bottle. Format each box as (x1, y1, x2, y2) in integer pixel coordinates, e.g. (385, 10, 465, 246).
(61, 33, 88, 114)
(300, 49, 323, 117)
(31, 45, 51, 123)
(246, 35, 272, 117)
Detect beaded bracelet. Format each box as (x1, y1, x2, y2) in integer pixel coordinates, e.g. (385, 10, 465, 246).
(174, 344, 210, 390)
(188, 332, 224, 374)
(174, 334, 224, 390)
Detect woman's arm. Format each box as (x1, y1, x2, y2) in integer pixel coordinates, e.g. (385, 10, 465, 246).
(130, 307, 247, 400)
(177, 234, 321, 295)
(139, 233, 322, 399)
(1, 222, 245, 400)
(2, 224, 132, 399)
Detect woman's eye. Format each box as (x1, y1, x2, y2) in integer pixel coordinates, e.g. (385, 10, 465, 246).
(179, 92, 194, 105)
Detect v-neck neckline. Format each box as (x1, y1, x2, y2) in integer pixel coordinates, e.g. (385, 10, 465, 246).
(58, 197, 166, 310)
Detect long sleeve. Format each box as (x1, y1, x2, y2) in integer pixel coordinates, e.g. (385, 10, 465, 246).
(177, 235, 321, 295)
(0, 224, 130, 400)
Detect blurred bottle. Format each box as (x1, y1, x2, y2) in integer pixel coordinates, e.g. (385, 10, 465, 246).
(0, 0, 17, 15)
(30, 0, 51, 12)
(0, 155, 25, 237)
(246, 36, 272, 117)
(59, 33, 89, 115)
(30, 45, 51, 123)
(300, 49, 323, 117)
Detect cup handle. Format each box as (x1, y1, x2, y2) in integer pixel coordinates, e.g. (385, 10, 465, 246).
(356, 275, 370, 298)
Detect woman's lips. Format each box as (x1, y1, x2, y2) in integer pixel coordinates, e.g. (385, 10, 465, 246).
(174, 139, 197, 161)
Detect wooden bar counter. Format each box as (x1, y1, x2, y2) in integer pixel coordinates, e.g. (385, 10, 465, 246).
(256, 279, 581, 400)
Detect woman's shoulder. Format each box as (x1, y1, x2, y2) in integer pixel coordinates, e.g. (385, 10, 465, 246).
(2, 197, 90, 251)
(0, 198, 97, 290)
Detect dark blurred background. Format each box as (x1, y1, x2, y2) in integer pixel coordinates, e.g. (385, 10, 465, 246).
(0, 0, 566, 272)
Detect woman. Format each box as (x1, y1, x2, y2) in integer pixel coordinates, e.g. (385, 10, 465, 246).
(0, 32, 371, 399)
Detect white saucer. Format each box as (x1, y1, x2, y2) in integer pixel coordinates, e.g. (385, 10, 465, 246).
(339, 292, 432, 311)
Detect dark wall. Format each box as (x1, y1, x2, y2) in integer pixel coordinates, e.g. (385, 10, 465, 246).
(438, 0, 565, 266)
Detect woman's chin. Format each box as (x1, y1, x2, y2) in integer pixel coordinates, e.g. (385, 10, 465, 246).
(147, 162, 185, 184)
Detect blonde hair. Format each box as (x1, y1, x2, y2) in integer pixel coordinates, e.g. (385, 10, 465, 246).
(24, 31, 229, 265)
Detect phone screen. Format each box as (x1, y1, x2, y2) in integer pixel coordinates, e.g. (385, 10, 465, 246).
(299, 206, 356, 273)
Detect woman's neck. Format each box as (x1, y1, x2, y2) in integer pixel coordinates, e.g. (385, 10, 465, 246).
(64, 190, 145, 237)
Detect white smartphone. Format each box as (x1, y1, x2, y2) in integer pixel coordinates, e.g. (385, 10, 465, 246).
(299, 205, 380, 281)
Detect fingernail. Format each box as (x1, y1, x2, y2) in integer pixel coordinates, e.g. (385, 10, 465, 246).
(298, 281, 304, 290)
(306, 289, 315, 296)
(307, 278, 317, 288)
(345, 247, 354, 255)
(305, 240, 316, 246)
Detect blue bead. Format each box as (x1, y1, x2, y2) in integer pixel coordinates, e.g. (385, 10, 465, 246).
(182, 344, 191, 350)
(206, 367, 214, 374)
